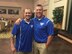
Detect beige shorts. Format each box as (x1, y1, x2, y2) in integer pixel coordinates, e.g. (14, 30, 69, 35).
(16, 52, 32, 54)
(33, 41, 48, 54)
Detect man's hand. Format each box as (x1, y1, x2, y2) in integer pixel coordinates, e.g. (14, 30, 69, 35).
(15, 18, 22, 25)
(45, 43, 49, 48)
(11, 45, 16, 53)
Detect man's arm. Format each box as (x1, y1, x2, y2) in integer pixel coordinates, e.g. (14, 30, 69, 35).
(46, 21, 54, 48)
(10, 23, 19, 53)
(46, 35, 53, 48)
(10, 35, 16, 53)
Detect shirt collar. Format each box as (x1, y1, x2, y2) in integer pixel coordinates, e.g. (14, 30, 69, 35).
(35, 15, 45, 21)
(23, 19, 30, 24)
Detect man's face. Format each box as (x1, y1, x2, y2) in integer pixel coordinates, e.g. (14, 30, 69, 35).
(24, 9, 32, 20)
(35, 6, 43, 18)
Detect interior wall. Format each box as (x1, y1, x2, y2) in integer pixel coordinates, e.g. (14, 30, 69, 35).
(0, 0, 34, 19)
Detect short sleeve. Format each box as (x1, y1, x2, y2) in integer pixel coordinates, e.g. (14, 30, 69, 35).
(11, 24, 20, 36)
(47, 21, 54, 36)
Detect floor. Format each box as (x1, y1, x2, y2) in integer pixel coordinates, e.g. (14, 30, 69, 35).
(0, 39, 11, 54)
(0, 28, 72, 54)
(0, 36, 72, 54)
(47, 36, 72, 54)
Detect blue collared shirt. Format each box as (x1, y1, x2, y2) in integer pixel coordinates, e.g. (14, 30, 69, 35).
(32, 16, 54, 43)
(11, 19, 34, 52)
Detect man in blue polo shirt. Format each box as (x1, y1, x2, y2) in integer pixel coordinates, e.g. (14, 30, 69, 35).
(32, 4, 54, 54)
(15, 4, 54, 54)
(10, 9, 33, 54)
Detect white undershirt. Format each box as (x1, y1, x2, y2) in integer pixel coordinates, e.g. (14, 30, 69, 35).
(38, 18, 42, 21)
(24, 19, 30, 24)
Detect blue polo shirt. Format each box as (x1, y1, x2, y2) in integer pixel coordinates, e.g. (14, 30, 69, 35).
(32, 16, 54, 43)
(11, 19, 34, 52)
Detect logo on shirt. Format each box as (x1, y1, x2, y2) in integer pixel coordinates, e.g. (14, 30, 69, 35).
(40, 23, 44, 26)
(30, 25, 33, 28)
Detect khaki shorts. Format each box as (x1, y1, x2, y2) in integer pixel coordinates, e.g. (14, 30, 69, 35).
(33, 41, 48, 54)
(16, 52, 32, 54)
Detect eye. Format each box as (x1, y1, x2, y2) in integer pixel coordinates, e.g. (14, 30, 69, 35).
(28, 12, 31, 14)
(25, 12, 27, 14)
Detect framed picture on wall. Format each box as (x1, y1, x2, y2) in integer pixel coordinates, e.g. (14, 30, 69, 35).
(0, 9, 6, 14)
(8, 9, 19, 15)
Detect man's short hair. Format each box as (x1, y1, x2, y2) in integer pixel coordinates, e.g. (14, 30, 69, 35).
(36, 4, 43, 10)
(23, 8, 32, 13)
(36, 4, 43, 7)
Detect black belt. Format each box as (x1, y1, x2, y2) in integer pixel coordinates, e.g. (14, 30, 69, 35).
(36, 41, 46, 43)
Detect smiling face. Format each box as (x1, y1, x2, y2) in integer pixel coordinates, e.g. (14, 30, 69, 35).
(24, 9, 32, 20)
(35, 5, 43, 18)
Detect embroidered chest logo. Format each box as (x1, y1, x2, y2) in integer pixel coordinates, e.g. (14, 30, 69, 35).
(40, 23, 44, 26)
(30, 25, 33, 28)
